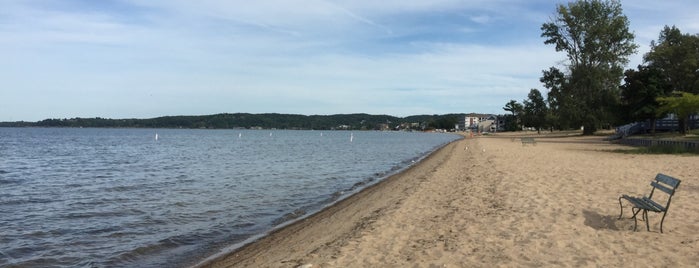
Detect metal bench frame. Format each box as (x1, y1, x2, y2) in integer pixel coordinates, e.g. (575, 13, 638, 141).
(618, 173, 681, 233)
(521, 137, 536, 146)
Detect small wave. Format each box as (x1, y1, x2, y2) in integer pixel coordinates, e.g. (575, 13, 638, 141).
(104, 185, 140, 192)
(2, 197, 55, 206)
(106, 233, 205, 267)
(85, 225, 123, 235)
(271, 209, 306, 226)
(0, 178, 23, 184)
(62, 210, 134, 220)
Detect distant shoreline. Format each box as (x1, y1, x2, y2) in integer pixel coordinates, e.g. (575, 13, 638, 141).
(0, 112, 485, 131)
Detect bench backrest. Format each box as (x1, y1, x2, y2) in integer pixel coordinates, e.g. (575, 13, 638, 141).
(649, 173, 681, 210)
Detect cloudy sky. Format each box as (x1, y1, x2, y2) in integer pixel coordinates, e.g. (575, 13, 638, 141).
(1, 0, 698, 121)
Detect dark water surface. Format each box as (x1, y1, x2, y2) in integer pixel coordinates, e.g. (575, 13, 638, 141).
(0, 128, 460, 267)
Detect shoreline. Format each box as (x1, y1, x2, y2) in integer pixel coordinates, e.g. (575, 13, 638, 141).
(191, 134, 464, 268)
(193, 132, 699, 267)
(190, 135, 462, 267)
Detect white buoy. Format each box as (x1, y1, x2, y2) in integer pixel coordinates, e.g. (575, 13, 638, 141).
(270, 132, 273, 137)
(238, 133, 242, 138)
(350, 132, 354, 142)
(155, 133, 159, 141)
(320, 132, 323, 137)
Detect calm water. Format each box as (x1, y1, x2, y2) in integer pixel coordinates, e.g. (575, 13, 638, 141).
(0, 128, 460, 267)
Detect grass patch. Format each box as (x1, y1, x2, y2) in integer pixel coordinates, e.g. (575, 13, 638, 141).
(609, 145, 699, 155)
(632, 128, 699, 140)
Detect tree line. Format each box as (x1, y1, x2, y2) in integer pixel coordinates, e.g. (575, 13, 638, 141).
(0, 113, 467, 131)
(505, 0, 699, 135)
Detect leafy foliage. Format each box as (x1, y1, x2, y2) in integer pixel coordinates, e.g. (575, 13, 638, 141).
(540, 0, 637, 135)
(644, 26, 699, 95)
(502, 100, 523, 131)
(619, 65, 673, 134)
(656, 92, 699, 135)
(522, 89, 548, 133)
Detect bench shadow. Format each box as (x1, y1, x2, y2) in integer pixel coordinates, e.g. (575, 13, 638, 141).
(582, 209, 620, 231)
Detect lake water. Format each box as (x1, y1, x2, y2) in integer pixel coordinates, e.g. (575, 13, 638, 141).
(0, 128, 460, 267)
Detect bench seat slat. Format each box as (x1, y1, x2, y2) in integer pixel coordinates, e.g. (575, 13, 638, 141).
(621, 195, 665, 212)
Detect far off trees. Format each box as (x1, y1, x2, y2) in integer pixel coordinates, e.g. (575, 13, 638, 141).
(502, 89, 548, 133)
(540, 0, 637, 135)
(522, 89, 548, 134)
(503, 100, 523, 131)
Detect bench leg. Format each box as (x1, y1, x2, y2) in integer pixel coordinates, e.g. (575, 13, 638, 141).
(619, 198, 646, 232)
(644, 210, 650, 231)
(618, 197, 624, 219)
(659, 211, 668, 233)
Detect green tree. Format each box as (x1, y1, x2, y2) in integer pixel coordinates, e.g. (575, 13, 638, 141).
(657, 92, 699, 135)
(644, 26, 699, 133)
(541, 0, 637, 135)
(619, 65, 672, 134)
(522, 89, 549, 134)
(503, 99, 523, 131)
(540, 67, 575, 130)
(644, 26, 699, 95)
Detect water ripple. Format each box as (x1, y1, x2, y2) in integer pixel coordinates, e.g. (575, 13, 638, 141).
(0, 128, 459, 267)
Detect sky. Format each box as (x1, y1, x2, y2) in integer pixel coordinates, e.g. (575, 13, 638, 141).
(2, 1, 699, 121)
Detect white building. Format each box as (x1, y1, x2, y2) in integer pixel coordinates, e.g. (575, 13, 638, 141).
(459, 113, 492, 131)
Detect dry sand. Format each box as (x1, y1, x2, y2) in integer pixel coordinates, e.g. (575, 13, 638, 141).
(195, 132, 699, 267)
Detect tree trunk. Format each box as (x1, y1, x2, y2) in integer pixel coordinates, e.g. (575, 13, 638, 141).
(582, 122, 596, 135)
(650, 118, 657, 136)
(679, 117, 687, 136)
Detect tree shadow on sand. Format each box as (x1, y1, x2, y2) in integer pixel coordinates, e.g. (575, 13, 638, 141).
(582, 209, 621, 231)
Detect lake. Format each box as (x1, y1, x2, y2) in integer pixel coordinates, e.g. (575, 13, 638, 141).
(0, 128, 460, 267)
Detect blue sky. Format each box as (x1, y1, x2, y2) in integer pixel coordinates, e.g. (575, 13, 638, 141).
(2, 0, 698, 121)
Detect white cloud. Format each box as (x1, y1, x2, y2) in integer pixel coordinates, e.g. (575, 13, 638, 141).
(1, 0, 698, 121)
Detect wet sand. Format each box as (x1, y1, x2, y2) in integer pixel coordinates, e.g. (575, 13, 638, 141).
(194, 132, 699, 267)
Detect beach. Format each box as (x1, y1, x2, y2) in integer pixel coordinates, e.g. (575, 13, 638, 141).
(195, 132, 699, 267)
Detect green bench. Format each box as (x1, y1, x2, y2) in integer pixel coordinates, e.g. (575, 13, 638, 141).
(618, 173, 681, 233)
(521, 137, 536, 146)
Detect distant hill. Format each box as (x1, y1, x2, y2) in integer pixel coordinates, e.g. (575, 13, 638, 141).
(0, 113, 474, 131)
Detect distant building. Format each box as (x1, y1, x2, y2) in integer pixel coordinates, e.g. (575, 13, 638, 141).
(458, 113, 491, 131)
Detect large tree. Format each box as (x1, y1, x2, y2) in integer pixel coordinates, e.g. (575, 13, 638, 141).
(541, 0, 637, 135)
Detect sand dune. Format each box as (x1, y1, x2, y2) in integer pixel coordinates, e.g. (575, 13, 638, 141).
(195, 132, 699, 267)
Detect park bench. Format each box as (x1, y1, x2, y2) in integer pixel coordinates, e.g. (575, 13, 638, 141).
(521, 137, 536, 146)
(618, 173, 681, 233)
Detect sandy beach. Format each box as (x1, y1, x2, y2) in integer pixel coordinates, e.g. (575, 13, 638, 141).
(195, 132, 699, 267)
